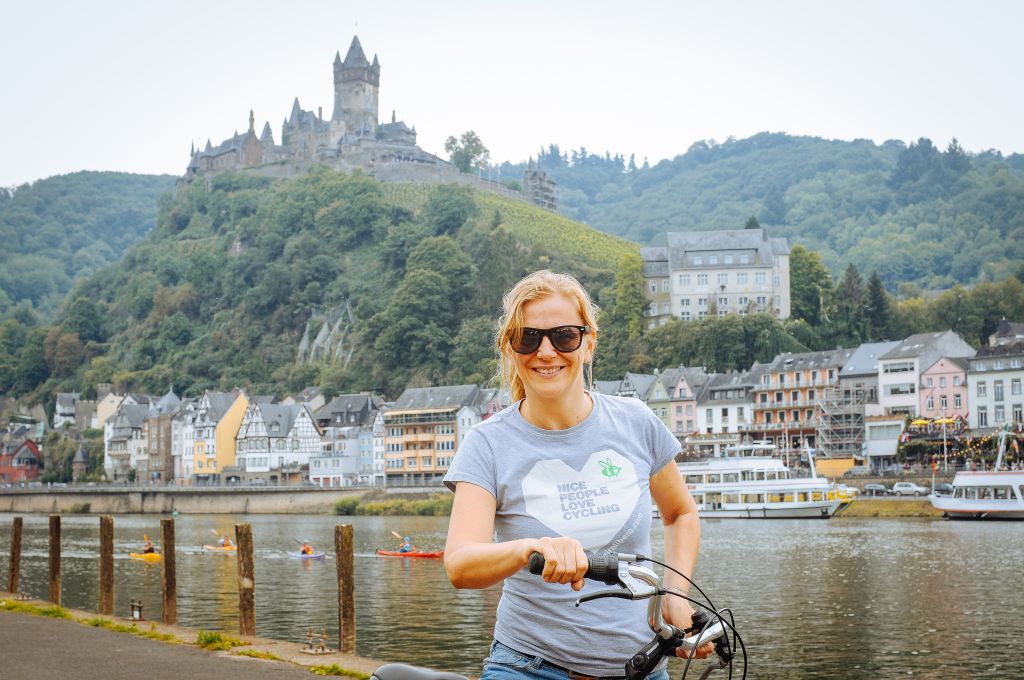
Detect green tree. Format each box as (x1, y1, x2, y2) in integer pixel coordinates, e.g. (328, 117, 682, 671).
(14, 327, 50, 393)
(789, 245, 833, 326)
(744, 215, 761, 230)
(598, 253, 648, 378)
(64, 297, 105, 343)
(424, 185, 479, 235)
(865, 271, 893, 340)
(444, 131, 490, 173)
(830, 264, 868, 345)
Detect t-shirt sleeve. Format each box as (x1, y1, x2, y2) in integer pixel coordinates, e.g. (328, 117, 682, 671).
(645, 406, 681, 474)
(442, 426, 497, 497)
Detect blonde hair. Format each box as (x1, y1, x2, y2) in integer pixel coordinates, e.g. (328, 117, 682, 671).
(496, 270, 599, 402)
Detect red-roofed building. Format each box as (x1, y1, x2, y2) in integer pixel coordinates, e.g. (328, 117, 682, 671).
(0, 440, 42, 483)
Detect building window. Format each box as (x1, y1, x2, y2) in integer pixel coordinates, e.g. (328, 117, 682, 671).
(649, 281, 657, 293)
(718, 296, 728, 307)
(705, 408, 712, 421)
(1013, 404, 1023, 422)
(737, 272, 749, 285)
(698, 297, 708, 307)
(662, 279, 670, 292)
(755, 272, 767, 285)
(926, 397, 934, 410)
(995, 406, 1005, 423)
(954, 376, 961, 386)
(1012, 379, 1022, 395)
(977, 381, 987, 397)
(740, 254, 750, 264)
(738, 296, 749, 306)
(680, 311, 691, 320)
(994, 381, 1004, 401)
(679, 274, 691, 286)
(709, 255, 718, 265)
(940, 395, 948, 410)
(978, 407, 988, 427)
(756, 295, 767, 306)
(697, 274, 709, 286)
(954, 394, 962, 409)
(717, 273, 728, 286)
(724, 255, 734, 264)
(926, 377, 933, 387)
(693, 255, 703, 265)
(939, 376, 947, 388)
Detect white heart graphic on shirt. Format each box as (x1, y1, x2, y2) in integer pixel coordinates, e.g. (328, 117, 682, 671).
(522, 449, 640, 549)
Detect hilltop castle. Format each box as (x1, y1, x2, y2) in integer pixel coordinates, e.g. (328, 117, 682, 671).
(181, 36, 556, 209)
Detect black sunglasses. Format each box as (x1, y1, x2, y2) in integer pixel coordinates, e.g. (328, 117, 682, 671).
(511, 325, 590, 354)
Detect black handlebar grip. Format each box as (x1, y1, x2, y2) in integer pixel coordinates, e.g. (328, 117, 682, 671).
(527, 550, 620, 585)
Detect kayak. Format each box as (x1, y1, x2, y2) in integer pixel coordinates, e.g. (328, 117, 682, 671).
(203, 544, 237, 552)
(129, 552, 162, 562)
(375, 549, 444, 559)
(288, 551, 326, 560)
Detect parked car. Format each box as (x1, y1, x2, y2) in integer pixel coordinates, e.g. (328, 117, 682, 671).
(843, 465, 872, 477)
(892, 481, 929, 496)
(932, 482, 955, 496)
(863, 483, 890, 496)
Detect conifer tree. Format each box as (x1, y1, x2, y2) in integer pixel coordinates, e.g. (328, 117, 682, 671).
(865, 271, 892, 340)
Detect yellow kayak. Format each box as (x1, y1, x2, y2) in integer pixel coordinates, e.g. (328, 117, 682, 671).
(203, 544, 237, 552)
(129, 552, 162, 562)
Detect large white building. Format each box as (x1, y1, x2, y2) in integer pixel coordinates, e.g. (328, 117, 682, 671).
(966, 342, 1024, 431)
(876, 331, 975, 417)
(641, 227, 791, 328)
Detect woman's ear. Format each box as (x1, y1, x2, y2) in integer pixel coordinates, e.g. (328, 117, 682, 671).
(583, 331, 597, 364)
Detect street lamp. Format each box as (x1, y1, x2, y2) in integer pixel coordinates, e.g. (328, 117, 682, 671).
(935, 416, 955, 474)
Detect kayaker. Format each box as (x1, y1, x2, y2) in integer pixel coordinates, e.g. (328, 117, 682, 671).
(301, 542, 314, 555)
(443, 269, 713, 680)
(142, 538, 156, 554)
(218, 534, 234, 548)
(398, 536, 416, 553)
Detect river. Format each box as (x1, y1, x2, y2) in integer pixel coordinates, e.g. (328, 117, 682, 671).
(1, 513, 1021, 679)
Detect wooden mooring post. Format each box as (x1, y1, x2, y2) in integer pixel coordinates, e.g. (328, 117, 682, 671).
(48, 515, 61, 605)
(335, 523, 355, 653)
(235, 523, 255, 636)
(161, 518, 176, 624)
(99, 516, 114, 615)
(7, 516, 22, 594)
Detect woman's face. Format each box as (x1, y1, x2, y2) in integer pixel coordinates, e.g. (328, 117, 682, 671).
(511, 293, 594, 402)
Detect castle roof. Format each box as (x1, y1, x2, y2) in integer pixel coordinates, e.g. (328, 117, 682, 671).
(343, 36, 369, 68)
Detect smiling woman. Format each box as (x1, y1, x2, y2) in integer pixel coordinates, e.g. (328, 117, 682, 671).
(441, 269, 713, 680)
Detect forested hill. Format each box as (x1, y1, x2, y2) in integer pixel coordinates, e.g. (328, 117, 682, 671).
(54, 170, 634, 398)
(497, 133, 1024, 292)
(0, 171, 177, 319)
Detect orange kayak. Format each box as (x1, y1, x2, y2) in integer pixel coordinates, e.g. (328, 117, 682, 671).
(203, 544, 237, 552)
(129, 552, 162, 562)
(375, 549, 444, 559)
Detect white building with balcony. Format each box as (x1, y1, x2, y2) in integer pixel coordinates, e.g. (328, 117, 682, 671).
(877, 331, 975, 417)
(641, 227, 791, 328)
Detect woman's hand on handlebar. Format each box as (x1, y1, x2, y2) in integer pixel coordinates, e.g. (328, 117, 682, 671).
(663, 594, 715, 660)
(523, 537, 588, 591)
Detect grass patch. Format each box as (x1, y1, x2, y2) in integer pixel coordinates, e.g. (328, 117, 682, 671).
(197, 630, 245, 650)
(310, 664, 371, 678)
(333, 492, 453, 516)
(235, 649, 285, 661)
(83, 617, 137, 633)
(0, 601, 70, 618)
(67, 502, 92, 513)
(138, 623, 178, 642)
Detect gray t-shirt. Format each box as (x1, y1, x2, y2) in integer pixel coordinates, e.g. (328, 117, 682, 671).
(444, 392, 679, 676)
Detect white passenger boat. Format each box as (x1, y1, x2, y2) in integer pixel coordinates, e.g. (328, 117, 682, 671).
(930, 429, 1024, 520)
(677, 440, 847, 519)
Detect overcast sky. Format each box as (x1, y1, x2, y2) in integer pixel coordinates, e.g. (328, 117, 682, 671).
(3, 1, 1022, 188)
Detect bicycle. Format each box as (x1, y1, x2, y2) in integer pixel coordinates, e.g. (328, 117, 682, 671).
(372, 551, 745, 680)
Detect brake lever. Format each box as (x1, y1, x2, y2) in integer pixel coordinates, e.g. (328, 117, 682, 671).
(576, 589, 634, 606)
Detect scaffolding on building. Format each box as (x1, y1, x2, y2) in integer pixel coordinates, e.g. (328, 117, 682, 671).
(816, 384, 867, 458)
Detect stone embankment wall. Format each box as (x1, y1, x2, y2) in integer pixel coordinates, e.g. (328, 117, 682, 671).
(0, 488, 362, 515)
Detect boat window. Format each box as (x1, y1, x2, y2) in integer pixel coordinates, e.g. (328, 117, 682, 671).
(723, 494, 740, 504)
(768, 494, 783, 503)
(993, 486, 1012, 500)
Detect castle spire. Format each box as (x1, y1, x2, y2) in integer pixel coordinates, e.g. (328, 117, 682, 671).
(343, 35, 369, 67)
(249, 109, 255, 132)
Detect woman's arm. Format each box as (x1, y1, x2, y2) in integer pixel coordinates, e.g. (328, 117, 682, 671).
(444, 481, 588, 590)
(651, 461, 713, 659)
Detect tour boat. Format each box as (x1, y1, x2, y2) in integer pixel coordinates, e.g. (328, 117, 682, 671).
(677, 440, 847, 519)
(930, 429, 1024, 520)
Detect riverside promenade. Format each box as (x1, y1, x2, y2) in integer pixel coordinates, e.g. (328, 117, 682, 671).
(0, 596, 390, 680)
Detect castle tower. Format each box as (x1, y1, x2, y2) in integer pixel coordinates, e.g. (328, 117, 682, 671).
(332, 36, 380, 138)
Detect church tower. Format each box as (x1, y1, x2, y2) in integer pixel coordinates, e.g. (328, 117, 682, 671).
(332, 36, 380, 138)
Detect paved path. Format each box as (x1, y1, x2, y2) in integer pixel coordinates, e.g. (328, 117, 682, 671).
(0, 610, 317, 679)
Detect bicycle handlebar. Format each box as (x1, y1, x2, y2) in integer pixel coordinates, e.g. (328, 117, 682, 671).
(526, 551, 738, 678)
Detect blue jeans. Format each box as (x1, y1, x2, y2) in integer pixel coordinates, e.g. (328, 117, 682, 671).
(481, 640, 669, 680)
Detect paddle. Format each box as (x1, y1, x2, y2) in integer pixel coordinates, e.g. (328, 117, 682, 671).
(210, 528, 233, 547)
(391, 531, 404, 540)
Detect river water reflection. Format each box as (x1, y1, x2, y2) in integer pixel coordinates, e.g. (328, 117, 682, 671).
(2, 512, 1021, 679)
